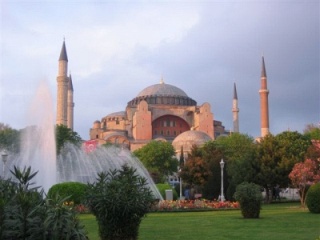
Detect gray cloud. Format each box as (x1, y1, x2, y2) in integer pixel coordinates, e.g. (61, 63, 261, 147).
(0, 1, 318, 139)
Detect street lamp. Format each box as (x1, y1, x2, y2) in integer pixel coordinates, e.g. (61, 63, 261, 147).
(2, 150, 8, 177)
(220, 159, 225, 202)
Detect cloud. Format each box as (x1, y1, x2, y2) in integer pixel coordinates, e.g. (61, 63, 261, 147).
(0, 1, 318, 140)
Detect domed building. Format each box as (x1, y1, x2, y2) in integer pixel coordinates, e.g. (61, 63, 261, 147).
(172, 129, 212, 157)
(57, 41, 272, 152)
(89, 79, 224, 151)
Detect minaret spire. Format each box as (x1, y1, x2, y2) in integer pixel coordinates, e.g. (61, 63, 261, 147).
(261, 56, 267, 78)
(259, 56, 270, 137)
(56, 40, 69, 126)
(232, 82, 239, 133)
(59, 40, 68, 61)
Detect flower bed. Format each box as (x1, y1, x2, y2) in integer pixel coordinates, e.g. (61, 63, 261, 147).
(152, 199, 239, 212)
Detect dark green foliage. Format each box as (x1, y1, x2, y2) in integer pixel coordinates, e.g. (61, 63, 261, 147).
(201, 141, 225, 200)
(133, 141, 178, 183)
(304, 124, 320, 140)
(0, 166, 87, 240)
(44, 193, 88, 239)
(214, 134, 257, 199)
(255, 132, 311, 202)
(0, 123, 20, 153)
(48, 182, 87, 205)
(56, 124, 82, 154)
(179, 146, 185, 168)
(234, 182, 263, 218)
(85, 165, 156, 240)
(306, 183, 320, 213)
(156, 183, 178, 200)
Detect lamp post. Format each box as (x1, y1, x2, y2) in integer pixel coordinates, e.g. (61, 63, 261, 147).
(220, 159, 225, 202)
(2, 150, 8, 177)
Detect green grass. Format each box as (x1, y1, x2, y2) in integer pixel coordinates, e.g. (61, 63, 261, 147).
(79, 203, 320, 240)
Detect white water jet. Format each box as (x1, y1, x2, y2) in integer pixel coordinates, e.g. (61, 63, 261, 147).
(4, 81, 56, 192)
(57, 143, 163, 200)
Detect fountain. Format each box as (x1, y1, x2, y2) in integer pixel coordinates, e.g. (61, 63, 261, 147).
(5, 80, 57, 192)
(58, 143, 162, 200)
(3, 81, 162, 199)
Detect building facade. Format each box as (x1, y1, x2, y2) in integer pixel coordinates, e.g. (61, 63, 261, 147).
(89, 79, 226, 151)
(55, 41, 272, 151)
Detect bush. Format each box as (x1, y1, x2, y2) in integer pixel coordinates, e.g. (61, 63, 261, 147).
(234, 182, 263, 218)
(156, 183, 178, 200)
(306, 183, 320, 213)
(85, 165, 156, 240)
(48, 181, 87, 205)
(0, 166, 87, 239)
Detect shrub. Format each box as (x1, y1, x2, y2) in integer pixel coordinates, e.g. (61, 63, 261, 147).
(0, 166, 87, 239)
(306, 183, 320, 213)
(156, 183, 178, 200)
(234, 182, 263, 218)
(48, 181, 87, 205)
(85, 165, 156, 240)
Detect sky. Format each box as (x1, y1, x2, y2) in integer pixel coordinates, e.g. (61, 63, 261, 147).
(0, 0, 319, 140)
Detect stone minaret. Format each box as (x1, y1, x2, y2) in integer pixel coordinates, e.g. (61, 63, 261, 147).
(259, 56, 270, 137)
(67, 74, 74, 130)
(232, 82, 239, 133)
(56, 40, 69, 126)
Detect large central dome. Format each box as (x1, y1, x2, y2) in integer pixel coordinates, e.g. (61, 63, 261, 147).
(127, 80, 197, 107)
(137, 81, 188, 98)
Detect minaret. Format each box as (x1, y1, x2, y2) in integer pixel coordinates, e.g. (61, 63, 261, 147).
(232, 82, 239, 133)
(259, 56, 270, 137)
(56, 40, 69, 126)
(67, 74, 74, 130)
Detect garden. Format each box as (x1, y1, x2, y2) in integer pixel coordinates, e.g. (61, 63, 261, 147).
(1, 165, 319, 240)
(80, 202, 320, 240)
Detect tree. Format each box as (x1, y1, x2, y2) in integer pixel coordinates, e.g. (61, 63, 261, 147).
(305, 140, 320, 161)
(289, 158, 320, 207)
(255, 131, 312, 202)
(214, 133, 257, 199)
(179, 145, 212, 193)
(179, 146, 184, 169)
(55, 124, 82, 154)
(133, 141, 178, 183)
(200, 141, 224, 199)
(0, 123, 20, 153)
(304, 123, 320, 140)
(275, 131, 311, 172)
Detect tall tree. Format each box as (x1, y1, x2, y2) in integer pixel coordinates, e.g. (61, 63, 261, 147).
(179, 145, 211, 187)
(133, 140, 178, 183)
(55, 124, 82, 154)
(201, 141, 224, 199)
(179, 146, 184, 169)
(255, 131, 311, 202)
(214, 133, 257, 199)
(0, 123, 20, 153)
(304, 123, 320, 140)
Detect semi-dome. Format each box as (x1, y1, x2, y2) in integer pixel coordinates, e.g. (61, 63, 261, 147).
(172, 130, 212, 153)
(127, 80, 197, 107)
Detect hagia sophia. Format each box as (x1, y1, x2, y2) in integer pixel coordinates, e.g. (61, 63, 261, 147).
(56, 41, 270, 155)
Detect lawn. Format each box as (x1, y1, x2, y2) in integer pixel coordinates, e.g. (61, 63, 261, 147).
(79, 202, 320, 240)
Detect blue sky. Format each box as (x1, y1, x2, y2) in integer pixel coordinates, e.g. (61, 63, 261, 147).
(0, 0, 319, 140)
